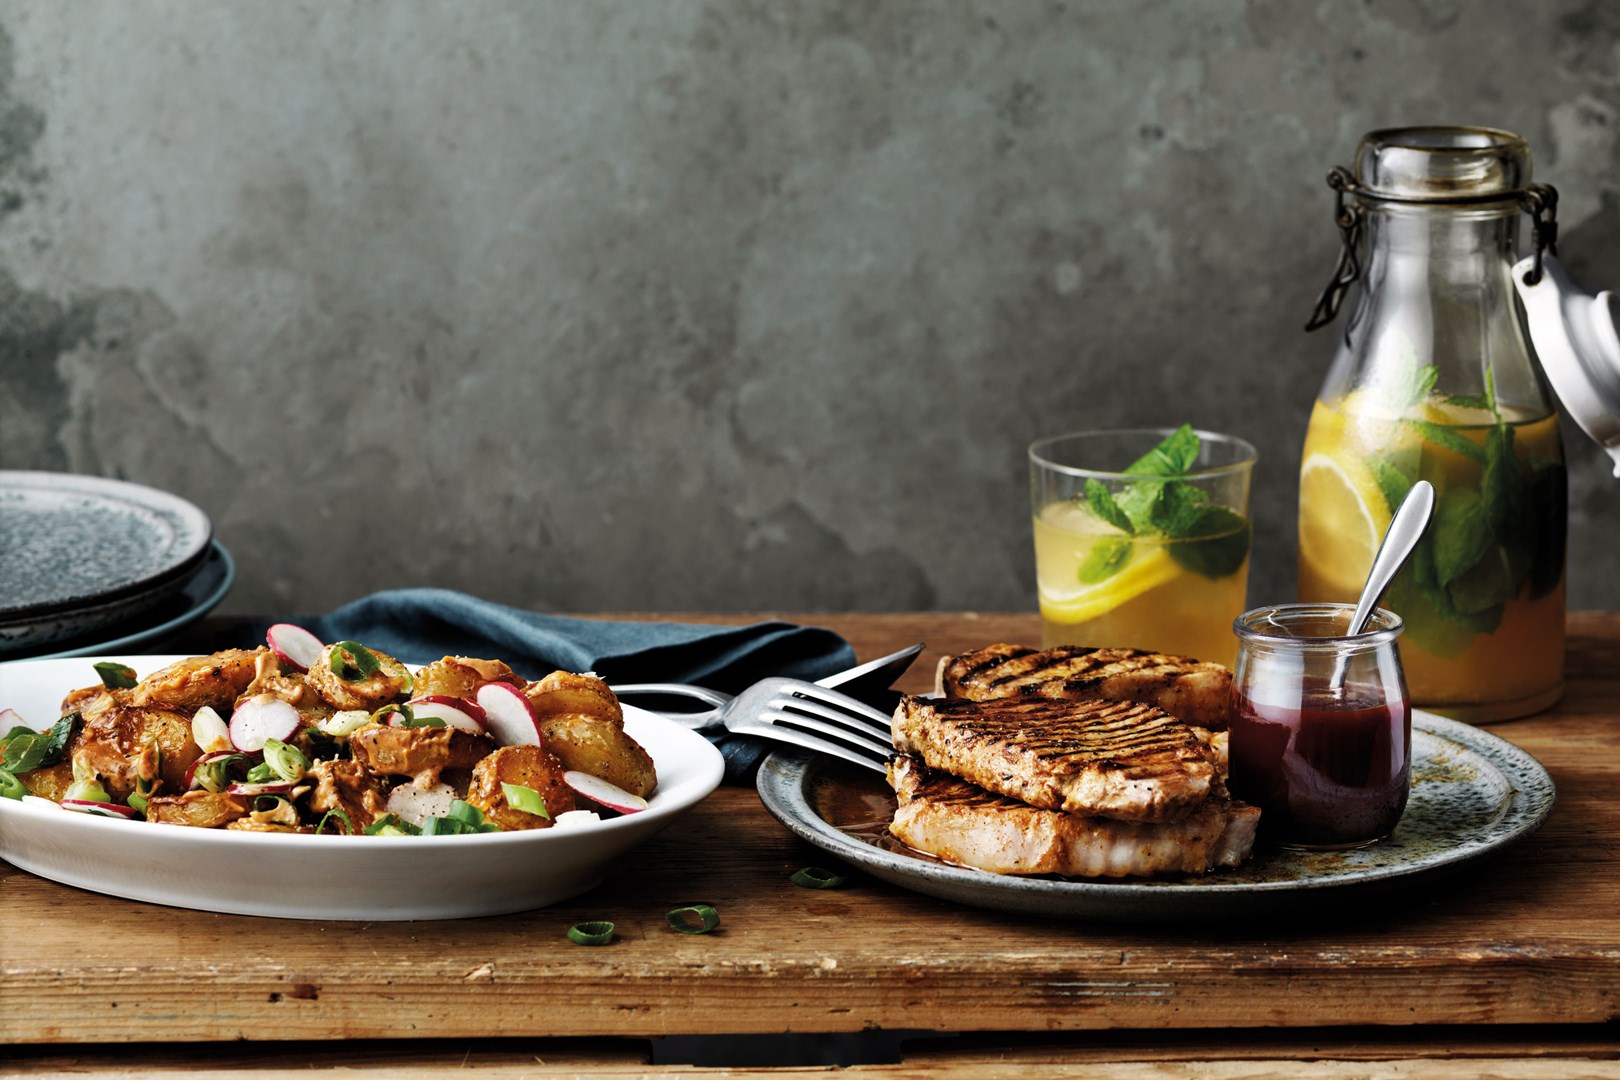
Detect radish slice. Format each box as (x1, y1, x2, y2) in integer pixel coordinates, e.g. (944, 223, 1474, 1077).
(384, 779, 457, 825)
(191, 705, 231, 753)
(229, 695, 302, 752)
(403, 695, 488, 734)
(553, 809, 603, 829)
(266, 623, 324, 672)
(226, 781, 296, 796)
(60, 799, 140, 819)
(476, 683, 542, 747)
(0, 707, 26, 729)
(563, 770, 648, 814)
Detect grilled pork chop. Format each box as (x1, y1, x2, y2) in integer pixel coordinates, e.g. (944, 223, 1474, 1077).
(939, 643, 1234, 730)
(891, 694, 1215, 823)
(888, 754, 1259, 878)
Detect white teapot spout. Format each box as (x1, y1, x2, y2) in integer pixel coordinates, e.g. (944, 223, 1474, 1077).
(1514, 253, 1620, 477)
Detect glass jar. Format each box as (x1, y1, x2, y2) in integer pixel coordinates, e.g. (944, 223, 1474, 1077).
(1299, 126, 1567, 723)
(1229, 603, 1411, 850)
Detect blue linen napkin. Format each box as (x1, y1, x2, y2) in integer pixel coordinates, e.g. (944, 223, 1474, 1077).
(304, 588, 859, 782)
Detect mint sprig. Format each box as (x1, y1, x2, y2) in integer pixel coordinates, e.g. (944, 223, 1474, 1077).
(1071, 425, 1250, 586)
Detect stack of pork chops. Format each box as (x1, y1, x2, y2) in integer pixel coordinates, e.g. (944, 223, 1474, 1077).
(886, 643, 1261, 878)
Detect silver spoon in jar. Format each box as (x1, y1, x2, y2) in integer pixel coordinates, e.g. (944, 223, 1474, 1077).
(1330, 479, 1436, 691)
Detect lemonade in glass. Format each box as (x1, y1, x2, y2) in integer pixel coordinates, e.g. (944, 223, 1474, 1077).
(1030, 428, 1257, 666)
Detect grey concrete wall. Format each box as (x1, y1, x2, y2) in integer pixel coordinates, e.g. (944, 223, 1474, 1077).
(1, 0, 1617, 616)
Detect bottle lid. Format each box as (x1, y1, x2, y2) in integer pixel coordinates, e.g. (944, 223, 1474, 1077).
(1514, 253, 1620, 477)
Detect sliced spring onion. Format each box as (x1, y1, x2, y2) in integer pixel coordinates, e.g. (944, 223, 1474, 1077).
(398, 715, 447, 729)
(245, 761, 277, 784)
(191, 753, 245, 793)
(500, 782, 550, 819)
(665, 904, 721, 935)
(320, 709, 373, 737)
(329, 641, 382, 681)
(253, 794, 292, 813)
(566, 921, 615, 946)
(92, 661, 138, 690)
(126, 792, 148, 815)
(372, 702, 412, 725)
(63, 778, 111, 804)
(317, 807, 354, 835)
(363, 813, 422, 836)
(135, 745, 162, 797)
(0, 768, 25, 800)
(261, 738, 310, 783)
(790, 867, 846, 889)
(421, 799, 502, 835)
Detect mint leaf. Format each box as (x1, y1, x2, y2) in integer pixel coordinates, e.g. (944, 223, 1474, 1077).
(1408, 420, 1488, 464)
(1444, 394, 1491, 412)
(0, 712, 78, 774)
(1077, 538, 1132, 584)
(1083, 480, 1134, 536)
(1148, 480, 1210, 534)
(1123, 424, 1200, 477)
(1431, 488, 1493, 587)
(1380, 363, 1439, 411)
(1167, 505, 1250, 578)
(1369, 458, 1413, 515)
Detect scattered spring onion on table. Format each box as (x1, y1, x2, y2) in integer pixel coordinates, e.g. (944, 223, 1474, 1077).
(791, 867, 846, 889)
(666, 904, 721, 935)
(567, 921, 615, 946)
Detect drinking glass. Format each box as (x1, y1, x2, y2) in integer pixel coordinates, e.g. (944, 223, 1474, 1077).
(1029, 428, 1256, 665)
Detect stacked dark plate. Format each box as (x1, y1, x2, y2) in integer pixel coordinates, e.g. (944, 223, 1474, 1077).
(0, 471, 235, 659)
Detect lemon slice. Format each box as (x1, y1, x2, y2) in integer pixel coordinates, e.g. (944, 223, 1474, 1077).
(1038, 545, 1182, 626)
(1298, 450, 1392, 597)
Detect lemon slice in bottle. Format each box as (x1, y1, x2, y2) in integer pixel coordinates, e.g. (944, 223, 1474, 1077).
(1298, 449, 1392, 597)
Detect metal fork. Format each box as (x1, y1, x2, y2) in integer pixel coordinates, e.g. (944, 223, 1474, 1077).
(712, 677, 895, 774)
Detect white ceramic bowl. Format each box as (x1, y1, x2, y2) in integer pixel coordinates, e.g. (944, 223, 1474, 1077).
(0, 656, 725, 920)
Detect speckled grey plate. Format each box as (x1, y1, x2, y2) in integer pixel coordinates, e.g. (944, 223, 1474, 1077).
(0, 472, 212, 647)
(757, 712, 1555, 922)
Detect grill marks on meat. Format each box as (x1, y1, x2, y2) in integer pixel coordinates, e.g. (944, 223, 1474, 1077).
(939, 643, 1234, 730)
(887, 754, 1260, 878)
(892, 695, 1214, 823)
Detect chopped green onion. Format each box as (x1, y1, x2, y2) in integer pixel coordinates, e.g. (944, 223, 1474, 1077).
(320, 709, 373, 737)
(665, 904, 721, 935)
(398, 715, 446, 729)
(245, 761, 277, 784)
(261, 738, 310, 782)
(126, 792, 148, 815)
(566, 921, 615, 946)
(329, 641, 381, 681)
(363, 813, 422, 836)
(253, 794, 290, 813)
(0, 768, 25, 800)
(63, 778, 110, 804)
(92, 661, 138, 690)
(371, 702, 411, 725)
(421, 799, 502, 835)
(501, 782, 550, 819)
(316, 807, 353, 835)
(135, 746, 162, 797)
(790, 866, 846, 889)
(192, 754, 244, 793)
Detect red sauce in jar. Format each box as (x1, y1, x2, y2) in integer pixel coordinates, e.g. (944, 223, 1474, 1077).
(1230, 682, 1411, 848)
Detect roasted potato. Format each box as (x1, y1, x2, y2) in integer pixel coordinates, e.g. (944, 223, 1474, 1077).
(144, 790, 250, 828)
(537, 713, 657, 798)
(466, 744, 575, 831)
(19, 760, 74, 801)
(523, 671, 622, 725)
(305, 643, 413, 711)
(305, 759, 388, 831)
(130, 648, 264, 712)
(413, 656, 525, 701)
(69, 699, 202, 800)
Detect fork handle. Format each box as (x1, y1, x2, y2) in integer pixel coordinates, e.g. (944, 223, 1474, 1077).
(610, 683, 731, 709)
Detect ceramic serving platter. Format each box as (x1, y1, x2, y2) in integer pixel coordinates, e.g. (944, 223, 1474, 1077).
(757, 712, 1555, 922)
(0, 656, 725, 920)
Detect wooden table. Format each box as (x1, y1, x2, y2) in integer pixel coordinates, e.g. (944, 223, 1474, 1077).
(4, 612, 1619, 1076)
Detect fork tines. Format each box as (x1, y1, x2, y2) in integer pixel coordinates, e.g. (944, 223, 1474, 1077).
(731, 678, 895, 774)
